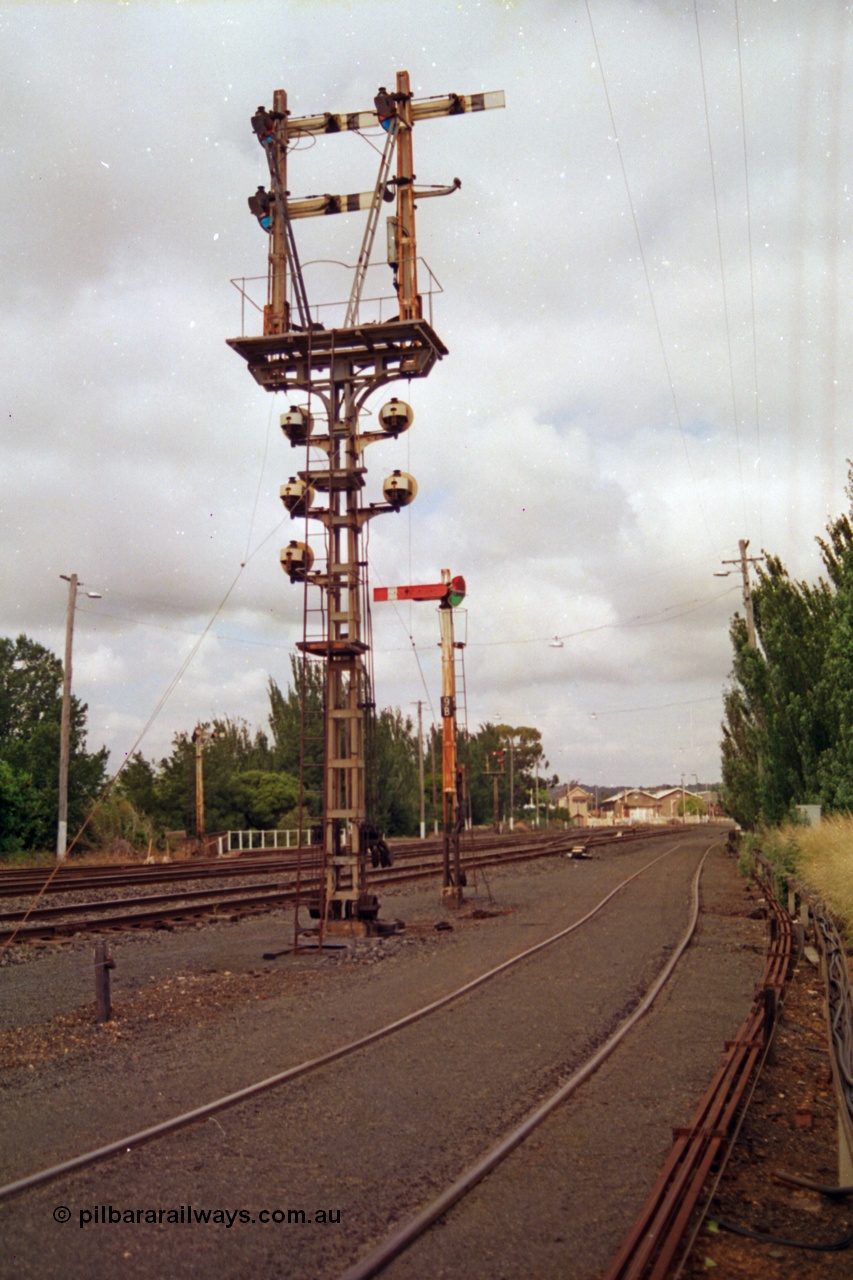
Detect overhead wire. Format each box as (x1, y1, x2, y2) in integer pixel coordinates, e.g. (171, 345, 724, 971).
(820, 4, 846, 523)
(784, 12, 821, 565)
(368, 553, 438, 726)
(584, 0, 720, 556)
(0, 561, 249, 954)
(693, 0, 748, 533)
(459, 585, 739, 650)
(589, 694, 722, 719)
(733, 0, 764, 545)
(24, 387, 299, 891)
(242, 393, 278, 566)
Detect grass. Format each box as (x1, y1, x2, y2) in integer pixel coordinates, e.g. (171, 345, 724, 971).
(793, 815, 853, 935)
(749, 816, 853, 939)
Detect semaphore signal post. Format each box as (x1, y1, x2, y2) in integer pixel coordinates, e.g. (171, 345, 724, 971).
(374, 571, 468, 899)
(228, 73, 503, 936)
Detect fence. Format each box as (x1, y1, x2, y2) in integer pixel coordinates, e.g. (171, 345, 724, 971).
(215, 829, 318, 856)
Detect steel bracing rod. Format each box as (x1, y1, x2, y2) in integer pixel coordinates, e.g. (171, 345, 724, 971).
(344, 119, 399, 328)
(0, 836, 691, 1205)
(264, 140, 311, 328)
(283, 216, 311, 329)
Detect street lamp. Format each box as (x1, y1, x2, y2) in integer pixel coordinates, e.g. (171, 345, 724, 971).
(57, 574, 101, 861)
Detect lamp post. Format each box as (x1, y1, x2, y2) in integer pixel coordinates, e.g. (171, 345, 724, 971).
(506, 734, 515, 831)
(57, 574, 101, 861)
(491, 716, 515, 832)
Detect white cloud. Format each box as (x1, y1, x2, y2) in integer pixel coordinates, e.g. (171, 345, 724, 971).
(1, 0, 848, 786)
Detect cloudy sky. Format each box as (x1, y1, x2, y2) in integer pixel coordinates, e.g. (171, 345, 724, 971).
(2, 0, 851, 789)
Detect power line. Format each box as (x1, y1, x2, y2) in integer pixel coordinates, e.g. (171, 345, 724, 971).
(584, 0, 720, 555)
(734, 0, 764, 544)
(458, 585, 739, 649)
(589, 694, 722, 719)
(368, 555, 438, 726)
(693, 0, 748, 532)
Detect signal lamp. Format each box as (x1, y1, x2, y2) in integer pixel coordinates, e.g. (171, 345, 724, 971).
(383, 470, 418, 508)
(447, 575, 466, 607)
(378, 397, 414, 435)
(280, 541, 314, 581)
(280, 477, 315, 516)
(280, 406, 314, 446)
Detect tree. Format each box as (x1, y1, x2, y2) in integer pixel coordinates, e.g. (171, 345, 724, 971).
(463, 722, 507, 826)
(371, 708, 419, 836)
(0, 758, 30, 853)
(0, 634, 107, 852)
(266, 655, 322, 773)
(225, 770, 300, 829)
(721, 468, 853, 825)
(149, 717, 286, 834)
(116, 753, 159, 819)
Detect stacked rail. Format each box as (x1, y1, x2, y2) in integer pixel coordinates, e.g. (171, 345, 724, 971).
(603, 853, 794, 1279)
(787, 872, 853, 1184)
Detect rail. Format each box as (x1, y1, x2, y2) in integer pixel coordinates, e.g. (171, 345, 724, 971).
(785, 871, 853, 1184)
(602, 846, 794, 1279)
(0, 835, 699, 1207)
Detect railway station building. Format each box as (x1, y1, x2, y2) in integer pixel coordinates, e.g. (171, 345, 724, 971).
(598, 789, 662, 824)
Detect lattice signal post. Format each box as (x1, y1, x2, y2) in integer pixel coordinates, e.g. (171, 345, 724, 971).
(374, 571, 467, 900)
(228, 75, 503, 935)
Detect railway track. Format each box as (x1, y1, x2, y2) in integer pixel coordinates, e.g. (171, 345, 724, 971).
(0, 827, 644, 898)
(0, 826, 669, 944)
(1, 826, 756, 1280)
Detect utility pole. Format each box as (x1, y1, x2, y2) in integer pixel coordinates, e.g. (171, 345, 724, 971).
(191, 723, 220, 852)
(430, 727, 439, 835)
(57, 573, 77, 863)
(485, 749, 505, 831)
(507, 734, 515, 832)
(57, 574, 100, 862)
(716, 538, 763, 649)
(415, 700, 425, 839)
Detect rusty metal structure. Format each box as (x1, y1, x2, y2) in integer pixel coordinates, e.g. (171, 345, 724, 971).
(374, 570, 467, 898)
(603, 852, 794, 1280)
(228, 75, 503, 935)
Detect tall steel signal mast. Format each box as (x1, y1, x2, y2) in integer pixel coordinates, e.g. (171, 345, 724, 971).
(228, 73, 504, 936)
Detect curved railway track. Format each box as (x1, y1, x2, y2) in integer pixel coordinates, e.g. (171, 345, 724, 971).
(0, 827, 756, 1280)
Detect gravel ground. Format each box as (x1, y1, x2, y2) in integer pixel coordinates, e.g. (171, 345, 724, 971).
(1, 827, 766, 1279)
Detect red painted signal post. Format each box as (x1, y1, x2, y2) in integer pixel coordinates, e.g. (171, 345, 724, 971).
(374, 571, 467, 899)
